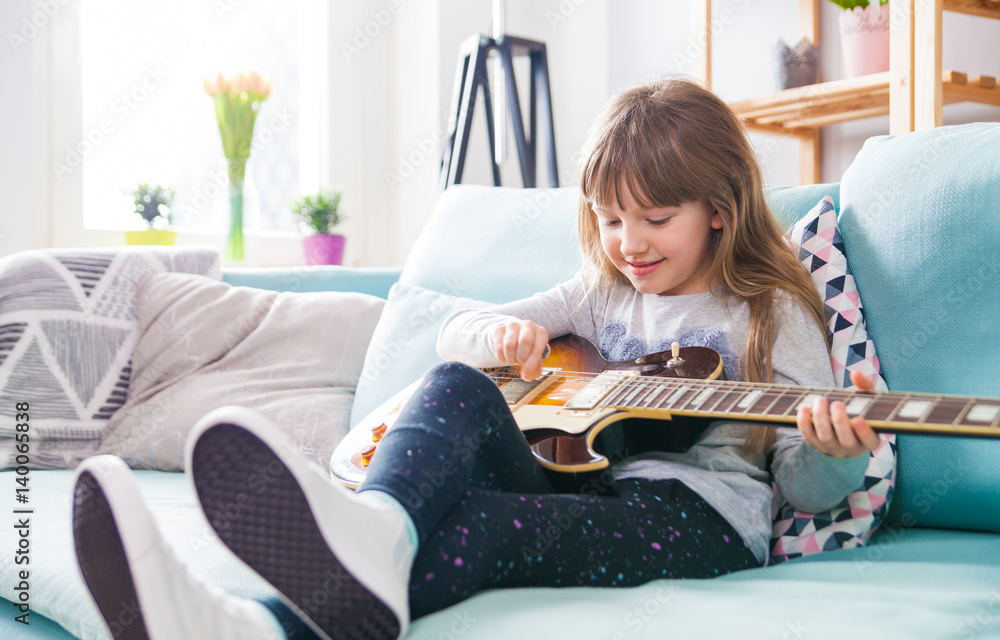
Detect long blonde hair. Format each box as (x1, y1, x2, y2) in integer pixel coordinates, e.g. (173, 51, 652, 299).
(577, 77, 828, 460)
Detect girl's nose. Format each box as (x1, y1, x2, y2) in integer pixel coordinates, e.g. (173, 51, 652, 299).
(620, 224, 648, 258)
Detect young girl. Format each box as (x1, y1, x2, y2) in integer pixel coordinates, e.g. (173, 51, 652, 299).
(72, 77, 879, 640)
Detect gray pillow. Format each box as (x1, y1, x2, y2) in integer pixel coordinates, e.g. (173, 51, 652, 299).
(94, 272, 384, 471)
(0, 246, 221, 469)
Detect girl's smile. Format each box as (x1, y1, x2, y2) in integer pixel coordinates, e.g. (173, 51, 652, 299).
(594, 189, 723, 296)
(626, 259, 664, 276)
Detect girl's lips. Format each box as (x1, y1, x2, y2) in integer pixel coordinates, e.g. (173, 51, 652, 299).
(626, 259, 664, 276)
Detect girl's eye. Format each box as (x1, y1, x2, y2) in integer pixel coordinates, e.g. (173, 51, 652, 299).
(601, 219, 620, 228)
(649, 217, 671, 226)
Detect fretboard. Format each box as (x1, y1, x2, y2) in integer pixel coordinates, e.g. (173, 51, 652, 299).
(593, 376, 1000, 437)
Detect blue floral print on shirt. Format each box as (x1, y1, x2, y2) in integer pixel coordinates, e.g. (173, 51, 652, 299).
(598, 321, 742, 381)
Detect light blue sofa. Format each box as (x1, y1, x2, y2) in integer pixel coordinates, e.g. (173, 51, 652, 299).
(3, 123, 1000, 639)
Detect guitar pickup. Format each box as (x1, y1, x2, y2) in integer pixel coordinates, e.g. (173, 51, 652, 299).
(564, 370, 638, 411)
(500, 370, 553, 405)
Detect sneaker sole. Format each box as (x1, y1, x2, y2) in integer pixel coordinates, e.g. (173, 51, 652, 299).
(73, 471, 151, 640)
(191, 423, 401, 640)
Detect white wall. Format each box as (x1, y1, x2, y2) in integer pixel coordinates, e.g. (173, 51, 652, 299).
(3, 1, 999, 265)
(0, 0, 45, 258)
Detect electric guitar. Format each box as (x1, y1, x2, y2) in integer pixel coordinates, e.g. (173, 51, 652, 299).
(330, 335, 1000, 488)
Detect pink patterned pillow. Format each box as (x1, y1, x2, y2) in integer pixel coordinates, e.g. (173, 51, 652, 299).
(770, 196, 897, 563)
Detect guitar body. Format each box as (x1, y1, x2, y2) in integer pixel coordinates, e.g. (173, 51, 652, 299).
(331, 335, 725, 488)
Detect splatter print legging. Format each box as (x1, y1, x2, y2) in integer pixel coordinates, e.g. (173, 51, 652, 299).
(358, 362, 760, 619)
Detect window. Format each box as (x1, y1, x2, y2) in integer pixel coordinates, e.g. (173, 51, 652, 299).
(78, 0, 320, 233)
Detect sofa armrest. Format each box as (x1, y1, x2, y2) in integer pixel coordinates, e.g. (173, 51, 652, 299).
(222, 265, 402, 298)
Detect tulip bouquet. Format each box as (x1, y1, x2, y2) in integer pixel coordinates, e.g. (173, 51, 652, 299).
(203, 70, 271, 260)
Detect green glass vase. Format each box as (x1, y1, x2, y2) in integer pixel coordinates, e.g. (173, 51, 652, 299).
(226, 158, 247, 261)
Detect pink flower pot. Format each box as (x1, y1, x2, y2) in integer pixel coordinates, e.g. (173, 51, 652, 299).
(303, 234, 346, 266)
(839, 4, 890, 78)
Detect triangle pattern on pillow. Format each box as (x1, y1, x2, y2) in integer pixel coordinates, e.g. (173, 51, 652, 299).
(92, 362, 132, 420)
(0, 258, 83, 314)
(40, 320, 132, 405)
(0, 322, 27, 369)
(0, 337, 79, 420)
(55, 252, 116, 298)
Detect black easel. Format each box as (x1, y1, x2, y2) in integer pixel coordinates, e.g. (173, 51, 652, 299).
(440, 34, 558, 190)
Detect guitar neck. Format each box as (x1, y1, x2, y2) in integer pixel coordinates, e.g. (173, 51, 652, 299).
(590, 376, 1000, 438)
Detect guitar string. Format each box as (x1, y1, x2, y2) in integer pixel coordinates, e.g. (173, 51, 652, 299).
(481, 371, 985, 423)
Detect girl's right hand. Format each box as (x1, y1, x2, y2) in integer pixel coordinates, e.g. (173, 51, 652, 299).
(492, 320, 549, 381)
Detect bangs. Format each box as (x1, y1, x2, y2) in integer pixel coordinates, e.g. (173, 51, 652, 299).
(581, 105, 704, 212)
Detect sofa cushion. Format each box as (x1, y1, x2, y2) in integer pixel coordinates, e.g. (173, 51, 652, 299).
(95, 272, 384, 471)
(0, 246, 221, 469)
(350, 283, 492, 428)
(6, 466, 1000, 640)
(397, 186, 582, 302)
(839, 123, 1000, 532)
(771, 196, 896, 563)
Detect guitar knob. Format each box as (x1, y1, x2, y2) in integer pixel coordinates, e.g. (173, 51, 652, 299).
(361, 445, 376, 467)
(666, 340, 686, 369)
(371, 423, 388, 442)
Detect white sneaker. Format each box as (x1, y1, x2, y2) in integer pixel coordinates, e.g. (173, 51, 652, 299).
(186, 405, 414, 640)
(72, 454, 286, 640)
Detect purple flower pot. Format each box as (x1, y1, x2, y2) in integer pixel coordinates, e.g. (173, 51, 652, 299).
(303, 234, 346, 265)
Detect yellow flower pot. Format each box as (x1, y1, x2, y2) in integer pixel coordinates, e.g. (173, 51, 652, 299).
(125, 230, 177, 246)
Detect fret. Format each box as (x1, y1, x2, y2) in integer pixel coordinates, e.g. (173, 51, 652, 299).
(666, 385, 700, 411)
(966, 401, 1000, 424)
(761, 389, 787, 416)
(769, 391, 801, 416)
(747, 388, 782, 415)
(707, 387, 740, 413)
(884, 393, 913, 422)
(618, 381, 651, 407)
(795, 392, 825, 412)
(635, 382, 663, 407)
(923, 397, 972, 426)
(686, 386, 716, 410)
(952, 398, 976, 426)
(844, 395, 872, 417)
(891, 394, 935, 424)
(862, 395, 903, 422)
(644, 383, 673, 409)
(779, 389, 809, 416)
(992, 408, 1000, 430)
(825, 389, 856, 407)
(719, 386, 758, 414)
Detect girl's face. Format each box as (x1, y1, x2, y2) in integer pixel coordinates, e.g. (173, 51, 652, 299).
(593, 189, 723, 296)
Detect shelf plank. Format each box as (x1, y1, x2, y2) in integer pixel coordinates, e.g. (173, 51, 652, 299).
(945, 0, 1000, 19)
(733, 69, 1000, 135)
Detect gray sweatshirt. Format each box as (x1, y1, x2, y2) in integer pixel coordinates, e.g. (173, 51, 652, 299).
(436, 274, 869, 565)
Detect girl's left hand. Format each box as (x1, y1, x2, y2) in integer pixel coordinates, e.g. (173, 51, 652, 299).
(796, 370, 882, 458)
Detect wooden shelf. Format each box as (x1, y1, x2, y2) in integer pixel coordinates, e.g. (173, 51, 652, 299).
(694, 0, 1000, 182)
(946, 0, 1000, 20)
(731, 71, 1000, 136)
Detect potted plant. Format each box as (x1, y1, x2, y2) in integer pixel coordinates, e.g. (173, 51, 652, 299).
(828, 0, 890, 78)
(290, 187, 346, 265)
(124, 183, 176, 246)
